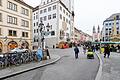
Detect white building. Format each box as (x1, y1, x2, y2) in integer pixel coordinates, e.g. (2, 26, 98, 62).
(32, 0, 74, 49)
(101, 13, 120, 42)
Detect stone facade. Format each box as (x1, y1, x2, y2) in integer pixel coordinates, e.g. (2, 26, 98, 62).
(0, 0, 33, 53)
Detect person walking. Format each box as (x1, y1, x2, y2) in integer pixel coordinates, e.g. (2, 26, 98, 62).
(104, 44, 110, 58)
(74, 45, 79, 59)
(83, 45, 86, 54)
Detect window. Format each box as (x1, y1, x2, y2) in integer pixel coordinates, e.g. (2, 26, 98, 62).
(44, 16, 47, 21)
(21, 19, 29, 27)
(69, 14, 70, 18)
(53, 13, 56, 18)
(53, 5, 56, 10)
(34, 23, 35, 27)
(63, 9, 65, 14)
(21, 7, 29, 16)
(34, 16, 35, 20)
(43, 2, 45, 5)
(0, 0, 2, 6)
(63, 17, 65, 21)
(105, 33, 108, 35)
(22, 32, 28, 37)
(13, 31, 17, 36)
(51, 31, 55, 36)
(0, 13, 2, 22)
(116, 15, 119, 20)
(69, 21, 70, 24)
(109, 31, 111, 34)
(7, 1, 17, 11)
(36, 22, 38, 26)
(36, 15, 38, 19)
(47, 0, 49, 3)
(48, 15, 51, 20)
(0, 28, 1, 35)
(48, 7, 51, 11)
(44, 9, 47, 13)
(40, 17, 43, 21)
(106, 28, 108, 30)
(66, 12, 68, 16)
(66, 19, 68, 23)
(34, 29, 36, 33)
(8, 30, 17, 36)
(40, 10, 43, 14)
(7, 15, 17, 25)
(60, 14, 62, 19)
(117, 31, 119, 34)
(37, 29, 38, 33)
(116, 22, 119, 25)
(60, 6, 62, 11)
(109, 23, 111, 25)
(105, 23, 108, 26)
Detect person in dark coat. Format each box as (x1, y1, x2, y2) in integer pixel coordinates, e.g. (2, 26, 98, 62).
(74, 45, 79, 59)
(104, 44, 110, 58)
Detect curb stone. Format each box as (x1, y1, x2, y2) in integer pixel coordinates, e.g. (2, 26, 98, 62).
(95, 52, 103, 80)
(0, 55, 61, 79)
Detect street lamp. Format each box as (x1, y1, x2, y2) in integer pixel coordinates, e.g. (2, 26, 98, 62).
(38, 21, 44, 49)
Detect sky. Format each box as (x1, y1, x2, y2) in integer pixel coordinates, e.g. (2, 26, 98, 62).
(23, 0, 120, 35)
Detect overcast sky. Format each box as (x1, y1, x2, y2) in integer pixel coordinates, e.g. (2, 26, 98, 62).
(23, 0, 120, 35)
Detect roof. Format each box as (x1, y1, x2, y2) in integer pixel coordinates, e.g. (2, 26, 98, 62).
(14, 0, 33, 9)
(104, 13, 120, 22)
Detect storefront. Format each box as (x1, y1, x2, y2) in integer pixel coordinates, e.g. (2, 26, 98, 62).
(8, 41, 18, 50)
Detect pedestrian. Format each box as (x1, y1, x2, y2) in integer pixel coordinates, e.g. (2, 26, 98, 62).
(53, 45, 55, 49)
(74, 45, 79, 59)
(104, 44, 110, 58)
(83, 46, 86, 54)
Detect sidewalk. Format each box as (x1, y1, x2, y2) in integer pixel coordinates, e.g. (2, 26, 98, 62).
(99, 52, 120, 80)
(0, 54, 60, 79)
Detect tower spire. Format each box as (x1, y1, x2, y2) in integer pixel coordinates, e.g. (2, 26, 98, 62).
(93, 26, 96, 33)
(98, 25, 100, 33)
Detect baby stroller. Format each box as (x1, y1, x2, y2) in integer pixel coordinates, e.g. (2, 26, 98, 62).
(87, 49, 94, 59)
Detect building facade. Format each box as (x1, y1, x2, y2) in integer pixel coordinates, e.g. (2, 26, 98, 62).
(101, 13, 120, 42)
(0, 0, 33, 53)
(32, 0, 74, 48)
(74, 27, 92, 44)
(92, 25, 100, 42)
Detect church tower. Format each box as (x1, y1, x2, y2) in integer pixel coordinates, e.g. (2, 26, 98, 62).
(97, 25, 100, 41)
(92, 26, 96, 42)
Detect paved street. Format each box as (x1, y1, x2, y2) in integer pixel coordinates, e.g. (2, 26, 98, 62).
(4, 47, 99, 80)
(100, 52, 120, 80)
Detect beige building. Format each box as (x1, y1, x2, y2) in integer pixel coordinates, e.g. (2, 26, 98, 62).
(0, 0, 33, 53)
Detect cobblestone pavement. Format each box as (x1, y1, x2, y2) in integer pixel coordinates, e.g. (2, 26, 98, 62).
(99, 52, 120, 80)
(0, 54, 60, 79)
(4, 48, 99, 80)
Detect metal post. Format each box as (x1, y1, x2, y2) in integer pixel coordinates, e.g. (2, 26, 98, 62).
(38, 21, 44, 49)
(38, 24, 40, 48)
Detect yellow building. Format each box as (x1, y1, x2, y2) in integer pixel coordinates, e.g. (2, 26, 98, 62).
(0, 0, 33, 53)
(110, 16, 120, 42)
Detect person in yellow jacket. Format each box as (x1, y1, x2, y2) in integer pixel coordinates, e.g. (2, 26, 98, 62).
(87, 49, 94, 59)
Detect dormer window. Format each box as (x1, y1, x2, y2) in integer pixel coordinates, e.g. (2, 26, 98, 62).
(43, 2, 45, 5)
(116, 15, 119, 20)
